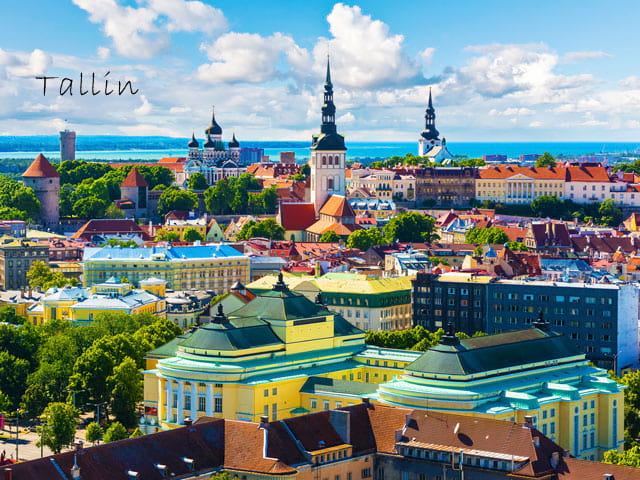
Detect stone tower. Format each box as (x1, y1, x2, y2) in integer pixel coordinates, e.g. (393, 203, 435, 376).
(120, 168, 149, 217)
(59, 129, 76, 161)
(22, 153, 60, 228)
(310, 57, 347, 214)
(418, 88, 442, 156)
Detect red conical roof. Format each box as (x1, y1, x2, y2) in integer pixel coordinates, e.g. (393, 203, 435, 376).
(22, 153, 60, 178)
(121, 168, 149, 187)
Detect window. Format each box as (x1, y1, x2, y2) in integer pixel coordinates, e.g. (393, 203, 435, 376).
(198, 396, 206, 412)
(583, 414, 588, 426)
(523, 294, 534, 301)
(542, 410, 548, 419)
(263, 389, 269, 397)
(569, 296, 580, 303)
(214, 396, 222, 413)
(590, 400, 595, 409)
(361, 468, 371, 479)
(555, 295, 565, 302)
(184, 394, 191, 411)
(323, 400, 330, 411)
(311, 398, 317, 409)
(272, 387, 277, 395)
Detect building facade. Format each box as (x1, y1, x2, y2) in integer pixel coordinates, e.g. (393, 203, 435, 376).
(59, 129, 76, 161)
(82, 244, 250, 292)
(412, 272, 639, 374)
(0, 236, 49, 290)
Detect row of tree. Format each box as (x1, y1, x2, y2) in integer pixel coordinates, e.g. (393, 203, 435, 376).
(204, 173, 278, 215)
(365, 325, 486, 351)
(0, 175, 41, 222)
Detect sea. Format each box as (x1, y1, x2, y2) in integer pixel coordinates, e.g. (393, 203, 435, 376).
(1, 136, 639, 163)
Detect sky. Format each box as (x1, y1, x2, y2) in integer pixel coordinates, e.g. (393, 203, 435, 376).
(0, 0, 639, 142)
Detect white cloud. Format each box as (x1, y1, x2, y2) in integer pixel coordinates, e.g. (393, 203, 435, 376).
(72, 0, 227, 59)
(118, 123, 178, 136)
(96, 47, 111, 60)
(0, 48, 51, 77)
(197, 32, 310, 84)
(169, 106, 191, 114)
(561, 51, 610, 63)
(337, 112, 355, 123)
(529, 121, 543, 128)
(134, 95, 153, 115)
(419, 47, 436, 67)
(489, 107, 535, 116)
(312, 3, 422, 89)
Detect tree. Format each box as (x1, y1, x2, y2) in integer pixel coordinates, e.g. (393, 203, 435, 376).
(73, 196, 110, 219)
(108, 357, 143, 428)
(319, 231, 341, 243)
(0, 207, 30, 221)
(535, 152, 556, 168)
(27, 261, 77, 290)
(38, 402, 79, 454)
(465, 226, 509, 245)
(604, 445, 640, 467)
(129, 427, 144, 438)
(85, 422, 102, 445)
(104, 239, 138, 248)
(237, 218, 285, 240)
(204, 179, 233, 215)
(187, 172, 209, 190)
(598, 199, 623, 227)
(104, 204, 126, 219)
(383, 212, 437, 243)
(154, 229, 180, 242)
(619, 370, 640, 447)
(346, 228, 385, 250)
(103, 421, 129, 443)
(157, 188, 198, 216)
(507, 241, 528, 251)
(0, 351, 30, 408)
(0, 306, 25, 325)
(530, 195, 563, 218)
(182, 227, 204, 242)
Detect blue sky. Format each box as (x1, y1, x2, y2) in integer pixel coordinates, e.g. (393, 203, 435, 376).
(0, 0, 639, 141)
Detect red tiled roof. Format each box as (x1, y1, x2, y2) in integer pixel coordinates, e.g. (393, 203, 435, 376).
(320, 195, 356, 218)
(279, 202, 317, 231)
(22, 153, 60, 178)
(556, 456, 640, 480)
(121, 168, 149, 187)
(72, 219, 151, 241)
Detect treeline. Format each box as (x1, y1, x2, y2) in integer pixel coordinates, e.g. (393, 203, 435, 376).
(0, 175, 40, 221)
(365, 325, 486, 351)
(0, 310, 180, 430)
(204, 173, 278, 215)
(370, 153, 486, 169)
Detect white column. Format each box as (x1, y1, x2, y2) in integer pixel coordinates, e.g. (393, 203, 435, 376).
(165, 381, 173, 422)
(191, 383, 198, 420)
(176, 381, 184, 425)
(206, 383, 214, 416)
(157, 377, 164, 423)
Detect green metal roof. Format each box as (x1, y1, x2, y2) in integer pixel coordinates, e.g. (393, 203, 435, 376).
(228, 287, 329, 322)
(148, 334, 191, 358)
(300, 376, 378, 396)
(406, 328, 583, 377)
(179, 323, 282, 352)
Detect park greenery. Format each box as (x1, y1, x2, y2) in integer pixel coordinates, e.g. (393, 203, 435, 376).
(465, 226, 509, 245)
(382, 211, 438, 243)
(37, 402, 79, 454)
(0, 310, 181, 447)
(318, 231, 341, 243)
(204, 173, 278, 215)
(0, 175, 41, 221)
(346, 228, 385, 251)
(237, 218, 285, 240)
(187, 172, 209, 190)
(27, 261, 78, 291)
(365, 325, 486, 351)
(182, 227, 204, 242)
(154, 229, 180, 242)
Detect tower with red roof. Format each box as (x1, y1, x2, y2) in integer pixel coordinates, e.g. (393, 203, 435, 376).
(21, 153, 60, 227)
(120, 168, 149, 217)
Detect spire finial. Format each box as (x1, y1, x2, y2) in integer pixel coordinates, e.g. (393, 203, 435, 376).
(326, 54, 332, 84)
(428, 87, 433, 109)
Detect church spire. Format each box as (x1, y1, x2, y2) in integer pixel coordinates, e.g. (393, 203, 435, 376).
(320, 56, 336, 135)
(428, 87, 434, 110)
(421, 87, 439, 141)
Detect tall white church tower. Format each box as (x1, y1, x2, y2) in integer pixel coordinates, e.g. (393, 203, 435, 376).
(310, 58, 347, 214)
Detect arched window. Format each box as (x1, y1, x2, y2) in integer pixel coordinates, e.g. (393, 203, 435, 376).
(322, 156, 327, 166)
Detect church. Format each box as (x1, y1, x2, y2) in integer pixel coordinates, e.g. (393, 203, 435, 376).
(417, 88, 454, 164)
(184, 107, 246, 185)
(278, 59, 361, 242)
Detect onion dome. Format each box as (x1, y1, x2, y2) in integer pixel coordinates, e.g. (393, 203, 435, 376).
(205, 106, 222, 136)
(204, 134, 215, 149)
(188, 133, 199, 148)
(228, 132, 240, 148)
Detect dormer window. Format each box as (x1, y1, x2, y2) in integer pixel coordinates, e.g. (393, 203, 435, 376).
(182, 457, 195, 471)
(155, 464, 168, 477)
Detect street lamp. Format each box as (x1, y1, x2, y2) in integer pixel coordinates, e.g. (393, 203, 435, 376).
(63, 389, 86, 408)
(85, 402, 107, 425)
(14, 409, 28, 461)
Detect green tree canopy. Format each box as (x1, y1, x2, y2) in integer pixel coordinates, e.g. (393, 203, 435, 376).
(187, 172, 209, 190)
(346, 228, 385, 251)
(598, 198, 623, 227)
(154, 229, 180, 242)
(530, 195, 563, 218)
(157, 187, 198, 216)
(319, 231, 341, 243)
(85, 422, 102, 445)
(38, 402, 79, 454)
(204, 179, 234, 215)
(108, 357, 143, 428)
(534, 152, 556, 168)
(182, 227, 204, 242)
(465, 226, 509, 245)
(237, 218, 285, 240)
(383, 212, 437, 243)
(103, 421, 129, 443)
(104, 239, 138, 248)
(27, 261, 78, 291)
(73, 196, 110, 219)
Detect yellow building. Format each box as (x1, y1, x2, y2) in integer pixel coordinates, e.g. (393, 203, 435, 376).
(476, 165, 565, 204)
(141, 273, 421, 431)
(82, 244, 250, 293)
(27, 277, 166, 325)
(164, 217, 208, 240)
(248, 272, 414, 331)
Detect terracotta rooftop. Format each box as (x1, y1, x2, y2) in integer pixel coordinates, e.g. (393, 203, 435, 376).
(279, 202, 317, 231)
(121, 168, 149, 187)
(22, 153, 60, 178)
(72, 219, 152, 241)
(320, 195, 356, 218)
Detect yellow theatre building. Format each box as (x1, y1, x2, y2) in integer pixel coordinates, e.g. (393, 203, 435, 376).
(141, 275, 624, 461)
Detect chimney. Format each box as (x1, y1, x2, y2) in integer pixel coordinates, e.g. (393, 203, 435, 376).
(550, 451, 560, 468)
(533, 436, 540, 447)
(70, 455, 80, 480)
(184, 417, 192, 427)
(361, 397, 372, 409)
(523, 416, 533, 428)
(603, 475, 615, 480)
(329, 410, 350, 444)
(259, 415, 269, 428)
(4, 469, 12, 480)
